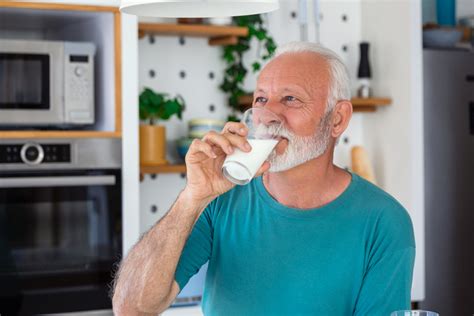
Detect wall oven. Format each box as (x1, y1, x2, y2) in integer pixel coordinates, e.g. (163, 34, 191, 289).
(0, 138, 122, 315)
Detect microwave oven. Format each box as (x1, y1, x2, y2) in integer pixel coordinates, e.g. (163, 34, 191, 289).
(0, 39, 95, 127)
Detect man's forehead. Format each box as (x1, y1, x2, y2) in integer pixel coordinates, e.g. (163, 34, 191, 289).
(256, 72, 329, 94)
(257, 55, 329, 90)
(255, 78, 308, 92)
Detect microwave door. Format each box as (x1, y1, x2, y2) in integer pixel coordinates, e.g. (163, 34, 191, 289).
(0, 41, 64, 126)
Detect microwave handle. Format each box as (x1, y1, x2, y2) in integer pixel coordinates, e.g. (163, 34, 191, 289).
(0, 175, 116, 188)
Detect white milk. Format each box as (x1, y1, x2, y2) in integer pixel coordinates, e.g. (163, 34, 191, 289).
(222, 139, 278, 185)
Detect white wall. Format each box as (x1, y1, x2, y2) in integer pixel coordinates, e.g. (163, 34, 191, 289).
(139, 0, 366, 231)
(121, 12, 140, 254)
(360, 0, 425, 301)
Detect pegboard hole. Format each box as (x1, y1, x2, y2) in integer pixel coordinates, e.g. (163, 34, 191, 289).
(149, 69, 156, 78)
(179, 71, 186, 79)
(209, 71, 215, 79)
(180, 173, 186, 179)
(148, 35, 155, 44)
(151, 205, 158, 213)
(343, 136, 350, 144)
(209, 104, 216, 112)
(179, 36, 186, 45)
(342, 14, 348, 22)
(150, 174, 157, 180)
(291, 11, 297, 19)
(342, 45, 348, 52)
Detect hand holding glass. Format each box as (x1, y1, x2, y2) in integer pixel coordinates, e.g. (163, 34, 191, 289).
(222, 108, 282, 185)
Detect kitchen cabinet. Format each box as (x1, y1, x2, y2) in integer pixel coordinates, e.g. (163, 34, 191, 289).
(0, 1, 122, 138)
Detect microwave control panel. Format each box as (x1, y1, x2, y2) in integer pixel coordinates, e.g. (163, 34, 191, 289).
(0, 144, 71, 165)
(64, 42, 95, 125)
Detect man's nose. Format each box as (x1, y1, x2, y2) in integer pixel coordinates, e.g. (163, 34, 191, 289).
(263, 98, 284, 116)
(260, 108, 283, 126)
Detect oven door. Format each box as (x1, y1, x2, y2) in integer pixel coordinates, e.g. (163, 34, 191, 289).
(0, 169, 122, 315)
(0, 40, 64, 126)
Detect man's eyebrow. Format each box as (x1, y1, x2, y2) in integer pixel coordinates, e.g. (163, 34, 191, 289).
(254, 86, 306, 94)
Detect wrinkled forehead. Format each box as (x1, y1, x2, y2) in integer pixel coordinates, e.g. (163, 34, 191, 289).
(256, 52, 331, 94)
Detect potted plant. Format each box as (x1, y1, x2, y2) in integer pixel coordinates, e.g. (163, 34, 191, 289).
(139, 87, 185, 166)
(219, 14, 277, 121)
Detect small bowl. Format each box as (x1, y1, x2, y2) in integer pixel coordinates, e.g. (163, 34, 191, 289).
(188, 118, 225, 138)
(176, 137, 194, 160)
(423, 29, 463, 48)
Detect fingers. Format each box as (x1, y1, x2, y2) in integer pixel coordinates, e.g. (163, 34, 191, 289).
(222, 122, 248, 137)
(202, 130, 251, 154)
(186, 138, 217, 160)
(255, 161, 271, 177)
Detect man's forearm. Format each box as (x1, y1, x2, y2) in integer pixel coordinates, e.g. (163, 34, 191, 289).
(112, 190, 212, 314)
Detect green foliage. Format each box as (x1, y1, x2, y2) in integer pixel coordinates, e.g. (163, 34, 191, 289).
(139, 87, 185, 125)
(219, 14, 277, 113)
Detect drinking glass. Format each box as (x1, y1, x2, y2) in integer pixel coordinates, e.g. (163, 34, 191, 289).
(390, 310, 439, 316)
(222, 107, 282, 185)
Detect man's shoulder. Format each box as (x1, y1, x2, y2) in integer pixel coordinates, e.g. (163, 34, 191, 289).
(352, 174, 408, 215)
(351, 174, 415, 249)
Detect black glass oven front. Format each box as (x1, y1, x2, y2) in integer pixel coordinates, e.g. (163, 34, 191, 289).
(0, 169, 122, 315)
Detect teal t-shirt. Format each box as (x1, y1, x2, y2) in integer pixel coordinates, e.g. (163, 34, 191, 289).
(175, 173, 415, 316)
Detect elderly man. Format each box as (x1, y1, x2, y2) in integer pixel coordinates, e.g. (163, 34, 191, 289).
(113, 42, 415, 316)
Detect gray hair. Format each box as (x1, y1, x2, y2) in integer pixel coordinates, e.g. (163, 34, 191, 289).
(274, 41, 351, 114)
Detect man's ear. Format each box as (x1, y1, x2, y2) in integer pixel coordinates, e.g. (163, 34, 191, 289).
(331, 100, 353, 138)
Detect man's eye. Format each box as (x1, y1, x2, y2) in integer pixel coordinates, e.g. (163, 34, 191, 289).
(255, 97, 267, 103)
(284, 96, 297, 102)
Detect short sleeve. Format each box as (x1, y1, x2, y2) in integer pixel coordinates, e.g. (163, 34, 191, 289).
(353, 200, 416, 316)
(353, 247, 415, 316)
(174, 200, 216, 290)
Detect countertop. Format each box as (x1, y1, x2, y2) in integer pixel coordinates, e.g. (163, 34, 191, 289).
(163, 305, 203, 315)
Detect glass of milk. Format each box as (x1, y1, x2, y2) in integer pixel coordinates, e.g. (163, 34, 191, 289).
(222, 107, 282, 185)
(391, 311, 439, 316)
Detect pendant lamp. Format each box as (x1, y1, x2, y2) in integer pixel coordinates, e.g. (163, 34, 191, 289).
(120, 0, 279, 18)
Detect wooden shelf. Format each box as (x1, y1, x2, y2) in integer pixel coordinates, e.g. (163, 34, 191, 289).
(138, 23, 248, 46)
(0, 131, 122, 139)
(141, 164, 186, 174)
(0, 1, 119, 13)
(350, 97, 392, 112)
(238, 95, 392, 113)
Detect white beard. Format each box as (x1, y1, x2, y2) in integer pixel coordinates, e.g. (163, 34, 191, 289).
(267, 111, 333, 172)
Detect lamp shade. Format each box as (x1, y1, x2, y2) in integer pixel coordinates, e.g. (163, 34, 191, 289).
(120, 0, 279, 18)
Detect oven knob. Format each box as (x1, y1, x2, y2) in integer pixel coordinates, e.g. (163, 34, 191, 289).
(20, 143, 44, 165)
(74, 66, 85, 77)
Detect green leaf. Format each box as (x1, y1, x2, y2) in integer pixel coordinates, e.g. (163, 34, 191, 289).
(138, 87, 185, 123)
(252, 62, 261, 72)
(227, 114, 240, 122)
(220, 14, 277, 114)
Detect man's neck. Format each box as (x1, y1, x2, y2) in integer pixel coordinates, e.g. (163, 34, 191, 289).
(262, 154, 351, 210)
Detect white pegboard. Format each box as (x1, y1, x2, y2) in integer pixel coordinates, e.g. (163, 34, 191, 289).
(139, 0, 365, 232)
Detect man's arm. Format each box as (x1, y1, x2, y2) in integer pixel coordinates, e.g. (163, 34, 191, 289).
(353, 201, 416, 316)
(353, 246, 415, 316)
(112, 191, 212, 315)
(112, 121, 265, 315)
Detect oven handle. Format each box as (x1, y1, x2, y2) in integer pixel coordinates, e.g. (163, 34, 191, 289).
(0, 175, 116, 188)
